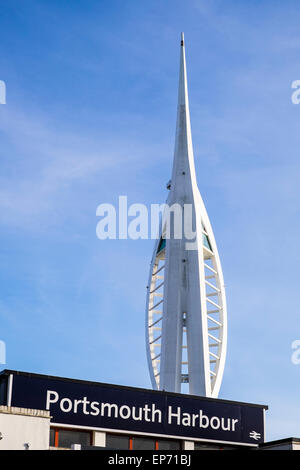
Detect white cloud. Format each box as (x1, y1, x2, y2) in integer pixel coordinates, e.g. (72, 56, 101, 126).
(0, 104, 161, 229)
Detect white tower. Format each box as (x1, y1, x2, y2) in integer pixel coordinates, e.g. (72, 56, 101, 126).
(145, 33, 227, 398)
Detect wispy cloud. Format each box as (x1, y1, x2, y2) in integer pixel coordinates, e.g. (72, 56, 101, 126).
(0, 103, 165, 229)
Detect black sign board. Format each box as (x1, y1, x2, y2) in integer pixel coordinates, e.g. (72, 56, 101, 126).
(0, 370, 267, 446)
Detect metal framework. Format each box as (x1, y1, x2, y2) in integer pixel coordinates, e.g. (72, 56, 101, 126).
(145, 33, 227, 398)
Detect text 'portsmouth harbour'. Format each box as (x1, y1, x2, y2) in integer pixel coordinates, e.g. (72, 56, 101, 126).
(46, 390, 239, 432)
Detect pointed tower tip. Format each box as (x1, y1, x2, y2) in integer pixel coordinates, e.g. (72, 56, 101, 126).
(181, 32, 184, 46)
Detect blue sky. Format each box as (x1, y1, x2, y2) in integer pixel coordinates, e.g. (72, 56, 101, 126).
(1, 0, 300, 441)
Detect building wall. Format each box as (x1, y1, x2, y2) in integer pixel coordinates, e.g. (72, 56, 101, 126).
(260, 440, 300, 451)
(0, 407, 297, 451)
(293, 442, 300, 450)
(0, 406, 50, 450)
(261, 443, 292, 450)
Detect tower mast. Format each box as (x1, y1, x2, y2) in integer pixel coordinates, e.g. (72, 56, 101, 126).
(146, 33, 227, 397)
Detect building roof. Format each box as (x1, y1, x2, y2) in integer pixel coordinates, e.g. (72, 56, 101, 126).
(0, 368, 268, 409)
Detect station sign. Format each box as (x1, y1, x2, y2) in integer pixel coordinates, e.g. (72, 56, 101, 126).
(0, 370, 267, 446)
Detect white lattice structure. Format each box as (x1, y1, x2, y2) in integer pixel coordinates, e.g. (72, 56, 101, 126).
(145, 33, 227, 398)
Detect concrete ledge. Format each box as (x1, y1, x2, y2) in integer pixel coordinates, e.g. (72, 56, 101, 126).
(0, 406, 50, 418)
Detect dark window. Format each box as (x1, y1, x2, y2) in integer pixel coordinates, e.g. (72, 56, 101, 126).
(106, 434, 130, 450)
(132, 436, 156, 450)
(157, 237, 166, 254)
(203, 233, 212, 251)
(157, 438, 181, 450)
(50, 429, 56, 447)
(50, 428, 92, 449)
(106, 433, 182, 450)
(194, 442, 236, 450)
(58, 429, 91, 449)
(194, 443, 219, 450)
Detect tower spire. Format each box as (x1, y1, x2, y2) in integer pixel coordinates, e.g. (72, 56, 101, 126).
(145, 34, 227, 398)
(170, 32, 197, 201)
